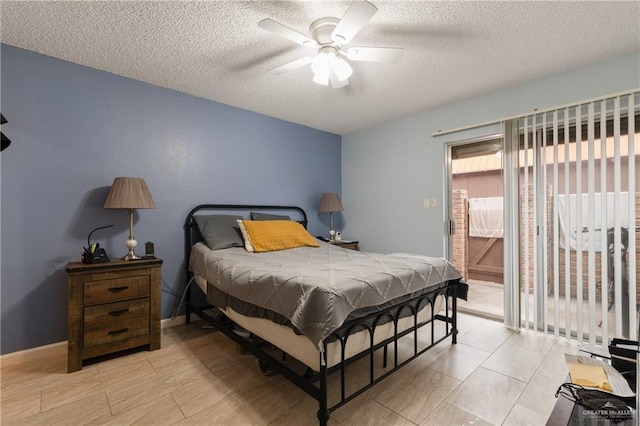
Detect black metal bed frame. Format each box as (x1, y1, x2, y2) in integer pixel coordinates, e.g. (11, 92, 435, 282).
(184, 204, 463, 425)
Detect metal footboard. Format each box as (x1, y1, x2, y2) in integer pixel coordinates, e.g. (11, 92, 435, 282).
(187, 280, 462, 426)
(316, 283, 459, 424)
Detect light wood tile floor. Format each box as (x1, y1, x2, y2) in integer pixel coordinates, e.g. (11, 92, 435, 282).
(459, 280, 640, 341)
(1, 314, 578, 425)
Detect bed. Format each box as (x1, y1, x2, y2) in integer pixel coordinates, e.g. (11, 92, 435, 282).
(184, 204, 468, 425)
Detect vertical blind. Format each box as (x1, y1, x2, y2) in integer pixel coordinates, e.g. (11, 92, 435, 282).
(514, 91, 639, 344)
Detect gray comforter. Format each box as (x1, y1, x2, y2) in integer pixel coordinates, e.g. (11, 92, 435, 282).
(189, 241, 462, 348)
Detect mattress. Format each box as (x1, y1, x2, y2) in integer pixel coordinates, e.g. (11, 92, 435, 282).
(189, 241, 462, 348)
(194, 275, 445, 371)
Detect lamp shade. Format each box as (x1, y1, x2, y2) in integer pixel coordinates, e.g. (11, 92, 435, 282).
(318, 193, 344, 212)
(103, 177, 155, 209)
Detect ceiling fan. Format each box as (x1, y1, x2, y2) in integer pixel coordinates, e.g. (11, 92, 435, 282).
(258, 0, 402, 88)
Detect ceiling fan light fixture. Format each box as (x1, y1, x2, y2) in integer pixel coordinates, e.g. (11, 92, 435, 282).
(333, 58, 353, 82)
(311, 48, 351, 87)
(312, 70, 330, 86)
(329, 69, 349, 88)
(259, 0, 397, 88)
(311, 51, 330, 74)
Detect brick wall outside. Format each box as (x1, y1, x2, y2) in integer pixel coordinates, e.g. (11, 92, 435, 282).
(451, 189, 468, 280)
(555, 193, 640, 307)
(520, 187, 640, 307)
(454, 183, 638, 307)
(519, 184, 554, 295)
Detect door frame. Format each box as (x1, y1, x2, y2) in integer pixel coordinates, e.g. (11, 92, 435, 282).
(444, 133, 503, 260)
(444, 132, 517, 326)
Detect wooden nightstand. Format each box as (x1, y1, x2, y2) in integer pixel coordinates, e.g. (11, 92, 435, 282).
(330, 240, 359, 251)
(66, 258, 162, 372)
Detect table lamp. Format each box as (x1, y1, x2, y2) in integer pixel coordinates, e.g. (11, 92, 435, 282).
(103, 177, 155, 260)
(318, 192, 344, 240)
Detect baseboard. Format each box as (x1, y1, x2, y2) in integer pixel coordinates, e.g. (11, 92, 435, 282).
(0, 315, 188, 368)
(161, 314, 186, 329)
(0, 341, 67, 368)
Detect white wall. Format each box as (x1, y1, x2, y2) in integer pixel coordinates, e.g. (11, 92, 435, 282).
(342, 53, 640, 256)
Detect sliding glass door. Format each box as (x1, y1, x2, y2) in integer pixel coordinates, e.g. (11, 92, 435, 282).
(446, 135, 505, 320)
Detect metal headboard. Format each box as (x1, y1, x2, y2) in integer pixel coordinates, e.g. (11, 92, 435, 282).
(183, 204, 309, 322)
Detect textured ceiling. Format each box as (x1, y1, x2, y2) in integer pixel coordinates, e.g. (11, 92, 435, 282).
(1, 1, 639, 135)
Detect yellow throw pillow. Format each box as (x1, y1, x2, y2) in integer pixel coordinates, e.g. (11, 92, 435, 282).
(240, 220, 319, 252)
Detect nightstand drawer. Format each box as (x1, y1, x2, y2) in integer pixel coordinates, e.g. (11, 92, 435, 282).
(84, 276, 149, 304)
(83, 317, 150, 348)
(84, 298, 149, 328)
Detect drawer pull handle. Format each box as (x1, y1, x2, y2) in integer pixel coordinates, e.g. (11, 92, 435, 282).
(108, 309, 129, 317)
(108, 286, 129, 293)
(108, 328, 129, 336)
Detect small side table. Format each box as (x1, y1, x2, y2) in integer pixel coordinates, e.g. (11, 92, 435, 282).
(66, 258, 162, 372)
(546, 386, 636, 425)
(546, 350, 637, 426)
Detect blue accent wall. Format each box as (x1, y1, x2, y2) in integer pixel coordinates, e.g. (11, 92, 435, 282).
(0, 44, 342, 354)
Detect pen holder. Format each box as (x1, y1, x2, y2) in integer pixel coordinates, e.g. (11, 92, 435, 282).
(82, 248, 110, 264)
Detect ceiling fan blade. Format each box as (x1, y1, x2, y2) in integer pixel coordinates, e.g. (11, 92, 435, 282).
(345, 46, 403, 63)
(258, 18, 318, 48)
(269, 56, 313, 74)
(331, 0, 378, 44)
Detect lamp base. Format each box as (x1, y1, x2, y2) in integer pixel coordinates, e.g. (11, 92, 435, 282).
(122, 237, 140, 261)
(122, 250, 143, 261)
